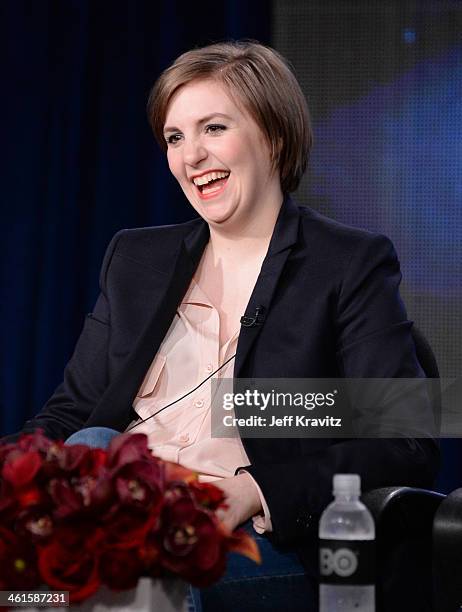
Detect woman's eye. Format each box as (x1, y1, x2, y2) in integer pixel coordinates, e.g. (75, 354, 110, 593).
(166, 133, 182, 145)
(205, 124, 226, 134)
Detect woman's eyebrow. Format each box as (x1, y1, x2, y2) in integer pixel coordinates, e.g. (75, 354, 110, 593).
(163, 113, 232, 134)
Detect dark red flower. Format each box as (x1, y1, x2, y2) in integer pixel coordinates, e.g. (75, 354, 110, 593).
(111, 459, 164, 511)
(159, 488, 227, 587)
(17, 430, 55, 455)
(2, 450, 42, 487)
(37, 526, 103, 603)
(189, 481, 227, 511)
(48, 472, 113, 520)
(138, 533, 162, 577)
(0, 431, 261, 601)
(102, 508, 158, 550)
(106, 433, 155, 470)
(99, 547, 146, 590)
(0, 478, 17, 522)
(55, 444, 107, 477)
(14, 508, 54, 543)
(164, 461, 199, 484)
(0, 526, 41, 590)
(2, 450, 48, 509)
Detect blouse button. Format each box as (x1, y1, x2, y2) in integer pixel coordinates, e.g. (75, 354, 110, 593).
(206, 363, 213, 372)
(178, 433, 189, 443)
(195, 399, 204, 408)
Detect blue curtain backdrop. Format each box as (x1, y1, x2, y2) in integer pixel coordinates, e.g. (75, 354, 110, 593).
(1, 0, 270, 433)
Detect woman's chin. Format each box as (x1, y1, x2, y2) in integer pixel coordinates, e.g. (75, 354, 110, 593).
(202, 211, 234, 226)
(196, 200, 237, 225)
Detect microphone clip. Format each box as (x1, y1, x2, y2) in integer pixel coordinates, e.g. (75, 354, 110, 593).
(240, 306, 265, 328)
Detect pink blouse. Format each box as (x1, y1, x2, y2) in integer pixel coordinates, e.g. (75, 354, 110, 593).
(124, 277, 271, 533)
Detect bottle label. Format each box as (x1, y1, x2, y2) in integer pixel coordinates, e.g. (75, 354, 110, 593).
(319, 539, 375, 585)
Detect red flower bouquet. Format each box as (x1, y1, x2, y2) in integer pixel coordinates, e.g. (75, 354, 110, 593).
(0, 431, 260, 603)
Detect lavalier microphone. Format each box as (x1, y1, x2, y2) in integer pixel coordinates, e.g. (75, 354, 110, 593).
(240, 305, 265, 328)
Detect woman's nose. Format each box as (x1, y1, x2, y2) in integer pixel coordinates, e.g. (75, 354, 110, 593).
(183, 138, 207, 166)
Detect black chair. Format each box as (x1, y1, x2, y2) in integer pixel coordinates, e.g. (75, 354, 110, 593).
(432, 487, 462, 611)
(362, 326, 447, 611)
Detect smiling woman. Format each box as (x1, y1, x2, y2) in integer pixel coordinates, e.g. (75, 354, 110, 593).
(162, 78, 282, 231)
(7, 40, 439, 612)
(148, 41, 311, 195)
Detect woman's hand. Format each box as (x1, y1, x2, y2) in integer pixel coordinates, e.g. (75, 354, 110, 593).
(211, 472, 263, 532)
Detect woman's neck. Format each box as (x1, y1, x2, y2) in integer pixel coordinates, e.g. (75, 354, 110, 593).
(207, 193, 283, 263)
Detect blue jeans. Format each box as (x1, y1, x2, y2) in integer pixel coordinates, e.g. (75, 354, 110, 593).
(65, 427, 317, 612)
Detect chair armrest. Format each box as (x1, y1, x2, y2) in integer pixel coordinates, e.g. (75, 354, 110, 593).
(363, 486, 444, 529)
(362, 487, 444, 612)
(433, 487, 462, 612)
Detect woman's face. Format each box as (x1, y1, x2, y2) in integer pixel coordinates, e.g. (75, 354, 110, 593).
(163, 79, 281, 228)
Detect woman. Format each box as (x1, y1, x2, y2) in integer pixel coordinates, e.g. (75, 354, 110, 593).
(10, 41, 438, 610)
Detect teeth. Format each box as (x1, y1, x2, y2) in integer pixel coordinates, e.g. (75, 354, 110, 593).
(202, 183, 223, 194)
(193, 171, 229, 186)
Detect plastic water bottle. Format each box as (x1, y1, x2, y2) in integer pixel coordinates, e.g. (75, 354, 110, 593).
(319, 474, 375, 611)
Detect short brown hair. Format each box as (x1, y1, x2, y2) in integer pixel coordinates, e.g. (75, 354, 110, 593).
(147, 40, 312, 194)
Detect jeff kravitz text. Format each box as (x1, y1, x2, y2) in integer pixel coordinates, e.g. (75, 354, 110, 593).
(222, 414, 342, 428)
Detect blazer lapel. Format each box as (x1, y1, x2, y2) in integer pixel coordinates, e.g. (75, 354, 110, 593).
(86, 221, 209, 431)
(234, 196, 300, 377)
(84, 197, 299, 429)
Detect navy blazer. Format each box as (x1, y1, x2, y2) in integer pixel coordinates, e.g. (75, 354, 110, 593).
(16, 196, 439, 553)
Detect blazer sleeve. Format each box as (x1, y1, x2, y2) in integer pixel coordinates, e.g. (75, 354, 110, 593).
(243, 233, 440, 546)
(2, 232, 123, 443)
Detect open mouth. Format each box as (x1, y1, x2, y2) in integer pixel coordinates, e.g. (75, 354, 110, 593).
(193, 171, 230, 198)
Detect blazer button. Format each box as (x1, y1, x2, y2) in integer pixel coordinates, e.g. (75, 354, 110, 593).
(178, 433, 190, 443)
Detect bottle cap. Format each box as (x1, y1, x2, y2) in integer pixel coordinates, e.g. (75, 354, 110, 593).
(333, 473, 361, 496)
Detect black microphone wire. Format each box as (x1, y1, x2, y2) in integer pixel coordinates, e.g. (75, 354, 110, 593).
(125, 353, 236, 433)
